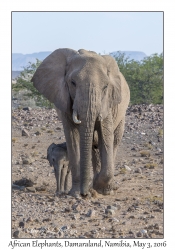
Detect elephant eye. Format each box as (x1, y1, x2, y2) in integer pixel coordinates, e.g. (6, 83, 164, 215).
(71, 80, 76, 87)
(102, 85, 108, 92)
(52, 158, 55, 162)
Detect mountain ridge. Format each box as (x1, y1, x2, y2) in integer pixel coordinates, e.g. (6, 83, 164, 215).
(12, 50, 147, 71)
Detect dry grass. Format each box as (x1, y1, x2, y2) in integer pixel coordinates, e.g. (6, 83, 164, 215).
(47, 130, 54, 134)
(140, 150, 151, 157)
(144, 142, 153, 149)
(144, 162, 158, 169)
(41, 127, 46, 131)
(146, 195, 163, 203)
(31, 151, 39, 157)
(119, 168, 127, 174)
(12, 138, 17, 143)
(160, 158, 163, 164)
(158, 129, 163, 137)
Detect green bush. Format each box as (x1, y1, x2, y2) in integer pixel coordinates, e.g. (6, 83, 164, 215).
(114, 52, 163, 105)
(12, 52, 163, 106)
(12, 59, 54, 108)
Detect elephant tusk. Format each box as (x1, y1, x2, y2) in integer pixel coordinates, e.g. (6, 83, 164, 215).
(72, 110, 81, 124)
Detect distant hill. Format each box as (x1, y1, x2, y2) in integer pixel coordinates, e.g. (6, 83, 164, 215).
(12, 52, 52, 71)
(12, 50, 147, 71)
(12, 71, 21, 79)
(110, 51, 147, 61)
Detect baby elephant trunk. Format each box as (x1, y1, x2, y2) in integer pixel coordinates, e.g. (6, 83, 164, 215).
(55, 164, 62, 194)
(56, 163, 68, 194)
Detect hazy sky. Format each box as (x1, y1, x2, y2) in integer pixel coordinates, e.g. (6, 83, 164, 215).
(12, 11, 163, 56)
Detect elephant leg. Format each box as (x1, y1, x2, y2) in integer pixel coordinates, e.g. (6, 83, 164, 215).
(113, 118, 125, 162)
(92, 146, 101, 180)
(64, 169, 71, 194)
(61, 113, 80, 195)
(92, 130, 101, 188)
(93, 114, 114, 195)
(60, 165, 68, 193)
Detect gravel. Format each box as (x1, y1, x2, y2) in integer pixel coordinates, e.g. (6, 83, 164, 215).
(12, 104, 163, 238)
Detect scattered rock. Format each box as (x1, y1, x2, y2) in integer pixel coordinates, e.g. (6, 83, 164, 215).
(12, 105, 163, 239)
(26, 187, 36, 193)
(154, 223, 159, 230)
(35, 186, 46, 191)
(14, 178, 35, 187)
(26, 217, 33, 222)
(135, 168, 142, 174)
(22, 129, 30, 137)
(56, 127, 62, 130)
(61, 225, 69, 232)
(13, 230, 20, 238)
(23, 107, 32, 111)
(35, 131, 41, 136)
(43, 218, 51, 222)
(22, 157, 33, 165)
(107, 205, 117, 210)
(65, 207, 71, 212)
(87, 209, 96, 218)
(124, 165, 131, 171)
(19, 221, 25, 228)
(136, 231, 142, 237)
(47, 198, 55, 202)
(129, 215, 135, 219)
(140, 229, 147, 234)
(105, 209, 116, 216)
(12, 184, 25, 191)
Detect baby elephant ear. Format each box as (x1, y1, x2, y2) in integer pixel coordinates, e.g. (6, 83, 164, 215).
(102, 55, 122, 105)
(47, 143, 56, 165)
(31, 48, 78, 113)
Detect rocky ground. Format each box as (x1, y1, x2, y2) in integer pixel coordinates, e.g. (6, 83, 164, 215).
(12, 104, 163, 239)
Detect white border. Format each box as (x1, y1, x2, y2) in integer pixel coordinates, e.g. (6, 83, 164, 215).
(1, 1, 174, 249)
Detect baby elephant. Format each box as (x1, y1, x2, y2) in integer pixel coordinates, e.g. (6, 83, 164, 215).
(47, 142, 71, 194)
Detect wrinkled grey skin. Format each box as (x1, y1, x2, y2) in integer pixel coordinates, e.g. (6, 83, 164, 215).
(32, 48, 130, 196)
(47, 142, 71, 194)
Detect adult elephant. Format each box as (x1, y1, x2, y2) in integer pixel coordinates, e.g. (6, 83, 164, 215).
(31, 48, 130, 196)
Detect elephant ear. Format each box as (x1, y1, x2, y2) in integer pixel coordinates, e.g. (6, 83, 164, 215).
(31, 48, 78, 112)
(102, 55, 122, 106)
(47, 143, 56, 166)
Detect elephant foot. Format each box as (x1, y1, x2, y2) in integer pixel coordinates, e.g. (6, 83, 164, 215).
(64, 189, 69, 195)
(68, 186, 93, 199)
(93, 174, 114, 195)
(55, 191, 66, 197)
(68, 185, 80, 197)
(94, 186, 114, 195)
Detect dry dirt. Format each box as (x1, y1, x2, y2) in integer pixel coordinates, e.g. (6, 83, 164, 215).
(12, 104, 163, 239)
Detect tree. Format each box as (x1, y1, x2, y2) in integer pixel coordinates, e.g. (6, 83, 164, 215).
(113, 52, 163, 104)
(13, 53, 163, 107)
(12, 59, 54, 108)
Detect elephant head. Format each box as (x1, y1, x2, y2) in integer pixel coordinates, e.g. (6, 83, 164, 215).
(47, 142, 69, 194)
(32, 48, 122, 195)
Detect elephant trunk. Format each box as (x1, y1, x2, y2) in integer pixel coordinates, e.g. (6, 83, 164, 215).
(79, 83, 98, 195)
(56, 165, 62, 194)
(80, 128, 94, 195)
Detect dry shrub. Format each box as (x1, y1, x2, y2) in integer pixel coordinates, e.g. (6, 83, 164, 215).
(144, 162, 158, 169)
(12, 138, 17, 143)
(140, 150, 150, 157)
